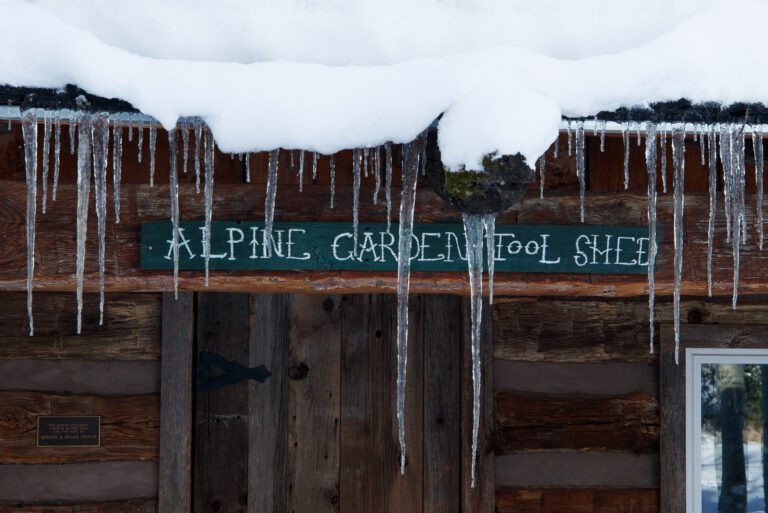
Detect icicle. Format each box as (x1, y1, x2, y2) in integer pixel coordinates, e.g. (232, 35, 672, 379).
(194, 122, 202, 193)
(600, 121, 606, 152)
(754, 128, 764, 250)
(311, 151, 318, 183)
(149, 122, 157, 186)
(622, 123, 630, 190)
(385, 142, 393, 232)
(567, 122, 573, 156)
(483, 214, 496, 304)
(91, 114, 109, 326)
(329, 155, 336, 209)
(203, 128, 215, 285)
(263, 149, 280, 258)
(374, 146, 382, 205)
(636, 121, 643, 146)
(298, 150, 304, 192)
(576, 122, 586, 222)
(462, 212, 484, 488)
(671, 125, 686, 365)
(731, 126, 746, 309)
(660, 124, 668, 194)
(419, 133, 428, 176)
(245, 153, 251, 184)
(538, 154, 546, 199)
(701, 124, 708, 166)
(645, 123, 658, 353)
(363, 148, 369, 178)
(22, 110, 37, 336)
(721, 125, 733, 243)
(181, 123, 190, 177)
(138, 120, 144, 164)
(396, 139, 421, 476)
(52, 113, 62, 202)
(290, 151, 296, 177)
(168, 129, 180, 299)
(40, 112, 51, 214)
(75, 116, 92, 334)
(352, 148, 362, 257)
(113, 121, 123, 224)
(554, 133, 559, 159)
(299, 151, 305, 191)
(707, 126, 717, 297)
(127, 114, 134, 142)
(69, 113, 77, 155)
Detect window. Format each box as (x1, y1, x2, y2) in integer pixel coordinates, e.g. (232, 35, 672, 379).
(687, 348, 768, 513)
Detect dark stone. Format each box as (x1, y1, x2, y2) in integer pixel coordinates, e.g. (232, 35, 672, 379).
(423, 127, 535, 215)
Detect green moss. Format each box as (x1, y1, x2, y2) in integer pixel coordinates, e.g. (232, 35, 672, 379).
(444, 170, 481, 199)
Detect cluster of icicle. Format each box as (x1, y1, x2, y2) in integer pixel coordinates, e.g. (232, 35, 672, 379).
(550, 120, 765, 365)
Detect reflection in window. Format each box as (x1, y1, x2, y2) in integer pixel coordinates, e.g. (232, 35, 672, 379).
(701, 364, 768, 513)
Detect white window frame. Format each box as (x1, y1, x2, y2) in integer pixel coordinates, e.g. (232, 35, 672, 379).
(685, 347, 768, 513)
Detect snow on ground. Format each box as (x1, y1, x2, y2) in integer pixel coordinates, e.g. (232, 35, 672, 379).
(701, 434, 766, 513)
(2, 0, 768, 169)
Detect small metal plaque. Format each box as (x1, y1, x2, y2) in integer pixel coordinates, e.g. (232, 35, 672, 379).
(37, 416, 101, 447)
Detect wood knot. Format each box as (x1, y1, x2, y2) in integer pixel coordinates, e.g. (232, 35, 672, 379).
(288, 362, 309, 380)
(687, 309, 703, 324)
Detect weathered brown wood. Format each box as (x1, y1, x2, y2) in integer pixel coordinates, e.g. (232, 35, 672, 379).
(0, 292, 160, 360)
(494, 488, 659, 513)
(0, 461, 158, 502)
(659, 323, 768, 513)
(247, 294, 289, 513)
(339, 295, 423, 513)
(3, 173, 768, 296)
(494, 391, 658, 454)
(158, 292, 193, 513)
(286, 295, 341, 513)
(0, 499, 157, 513)
(0, 360, 159, 394)
(193, 293, 250, 513)
(0, 391, 158, 464)
(422, 296, 461, 513)
(461, 298, 493, 513)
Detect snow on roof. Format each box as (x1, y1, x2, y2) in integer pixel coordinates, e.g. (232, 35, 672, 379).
(2, 0, 766, 169)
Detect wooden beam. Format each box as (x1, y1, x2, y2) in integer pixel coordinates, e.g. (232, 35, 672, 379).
(158, 292, 194, 513)
(0, 499, 158, 513)
(494, 487, 659, 513)
(2, 176, 768, 296)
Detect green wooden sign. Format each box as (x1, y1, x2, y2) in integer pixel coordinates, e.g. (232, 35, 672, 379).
(141, 221, 651, 274)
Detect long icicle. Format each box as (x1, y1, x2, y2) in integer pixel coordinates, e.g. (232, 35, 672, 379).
(113, 121, 123, 224)
(576, 122, 586, 222)
(721, 125, 733, 243)
(52, 113, 61, 201)
(352, 148, 362, 257)
(645, 123, 658, 353)
(263, 149, 280, 258)
(706, 126, 717, 296)
(374, 146, 382, 204)
(22, 110, 37, 336)
(75, 115, 92, 334)
(69, 112, 77, 155)
(671, 125, 686, 364)
(385, 142, 393, 232)
(660, 124, 668, 194)
(330, 154, 336, 209)
(181, 123, 189, 176)
(538, 153, 546, 199)
(41, 112, 51, 214)
(149, 122, 157, 186)
(753, 128, 764, 250)
(203, 128, 215, 286)
(622, 122, 630, 190)
(483, 214, 496, 304)
(396, 139, 421, 476)
(138, 120, 144, 163)
(732, 126, 745, 309)
(194, 122, 202, 193)
(169, 128, 180, 299)
(92, 114, 109, 326)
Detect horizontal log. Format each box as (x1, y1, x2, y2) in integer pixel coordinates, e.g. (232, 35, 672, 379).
(0, 391, 158, 464)
(0, 176, 765, 295)
(494, 391, 658, 454)
(0, 360, 159, 394)
(495, 488, 659, 513)
(0, 293, 160, 360)
(0, 499, 157, 513)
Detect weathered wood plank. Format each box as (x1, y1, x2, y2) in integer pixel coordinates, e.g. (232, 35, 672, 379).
(0, 360, 159, 394)
(247, 294, 289, 513)
(0, 462, 158, 502)
(422, 296, 461, 513)
(494, 488, 659, 513)
(286, 295, 342, 513)
(0, 499, 157, 513)
(460, 298, 493, 513)
(3, 175, 768, 296)
(158, 293, 194, 513)
(494, 391, 658, 454)
(0, 391, 158, 464)
(193, 293, 250, 513)
(339, 295, 423, 513)
(0, 292, 160, 360)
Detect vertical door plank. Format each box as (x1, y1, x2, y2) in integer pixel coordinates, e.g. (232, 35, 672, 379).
(461, 298, 494, 513)
(339, 294, 423, 513)
(286, 295, 342, 513)
(423, 296, 462, 513)
(194, 293, 251, 513)
(159, 292, 194, 513)
(248, 294, 289, 513)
